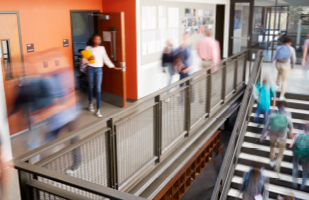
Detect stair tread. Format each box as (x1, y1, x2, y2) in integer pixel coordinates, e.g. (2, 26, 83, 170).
(245, 131, 293, 144)
(247, 122, 302, 134)
(242, 142, 293, 157)
(235, 164, 309, 186)
(253, 104, 309, 114)
(250, 113, 309, 125)
(227, 188, 275, 200)
(238, 153, 303, 171)
(231, 175, 309, 199)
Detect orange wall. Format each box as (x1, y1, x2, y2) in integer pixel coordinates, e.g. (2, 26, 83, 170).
(102, 0, 137, 99)
(1, 0, 102, 78)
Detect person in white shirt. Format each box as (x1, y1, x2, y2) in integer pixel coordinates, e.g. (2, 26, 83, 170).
(83, 34, 119, 117)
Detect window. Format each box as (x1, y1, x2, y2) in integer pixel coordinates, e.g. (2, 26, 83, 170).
(1, 39, 13, 80)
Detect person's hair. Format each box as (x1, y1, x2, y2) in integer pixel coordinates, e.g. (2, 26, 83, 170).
(277, 101, 288, 108)
(283, 36, 293, 44)
(86, 34, 102, 47)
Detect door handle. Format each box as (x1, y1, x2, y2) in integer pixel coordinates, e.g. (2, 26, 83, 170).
(119, 62, 126, 72)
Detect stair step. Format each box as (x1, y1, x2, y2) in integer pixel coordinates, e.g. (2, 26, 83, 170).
(238, 153, 303, 175)
(227, 188, 276, 200)
(249, 114, 309, 128)
(235, 164, 309, 191)
(231, 175, 309, 200)
(252, 105, 309, 120)
(244, 131, 293, 145)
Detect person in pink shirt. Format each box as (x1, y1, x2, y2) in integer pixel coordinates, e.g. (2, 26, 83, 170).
(197, 29, 221, 103)
(197, 29, 221, 72)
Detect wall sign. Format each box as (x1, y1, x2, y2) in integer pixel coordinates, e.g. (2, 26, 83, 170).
(63, 39, 69, 47)
(27, 44, 34, 52)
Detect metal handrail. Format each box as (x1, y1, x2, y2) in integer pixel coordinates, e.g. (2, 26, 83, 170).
(13, 49, 250, 200)
(211, 50, 264, 200)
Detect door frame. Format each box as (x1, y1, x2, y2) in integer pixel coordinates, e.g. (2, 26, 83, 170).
(228, 0, 255, 56)
(0, 11, 25, 78)
(69, 10, 100, 90)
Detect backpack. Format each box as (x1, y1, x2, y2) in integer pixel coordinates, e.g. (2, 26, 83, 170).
(275, 45, 290, 62)
(269, 113, 288, 137)
(293, 133, 309, 163)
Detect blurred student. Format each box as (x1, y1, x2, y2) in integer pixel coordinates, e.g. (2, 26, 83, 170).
(162, 40, 176, 94)
(290, 122, 309, 191)
(302, 31, 309, 85)
(273, 36, 296, 100)
(253, 76, 276, 126)
(240, 165, 269, 200)
(0, 134, 13, 199)
(84, 34, 120, 118)
(260, 101, 293, 174)
(175, 33, 194, 87)
(197, 29, 221, 72)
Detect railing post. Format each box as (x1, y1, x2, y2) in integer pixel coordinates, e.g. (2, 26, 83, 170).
(243, 51, 248, 85)
(185, 80, 191, 136)
(107, 118, 118, 190)
(221, 62, 227, 104)
(18, 170, 33, 200)
(206, 69, 212, 117)
(234, 56, 238, 92)
(154, 95, 162, 163)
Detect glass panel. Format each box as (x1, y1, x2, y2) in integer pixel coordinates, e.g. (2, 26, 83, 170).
(1, 40, 13, 80)
(232, 3, 251, 55)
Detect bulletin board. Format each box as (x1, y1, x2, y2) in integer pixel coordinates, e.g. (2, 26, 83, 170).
(140, 0, 216, 65)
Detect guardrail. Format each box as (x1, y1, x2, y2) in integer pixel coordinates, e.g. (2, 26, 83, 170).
(13, 49, 251, 200)
(211, 50, 263, 200)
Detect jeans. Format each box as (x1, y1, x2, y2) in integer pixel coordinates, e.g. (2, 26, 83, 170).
(165, 63, 175, 94)
(88, 67, 103, 109)
(292, 155, 309, 190)
(254, 108, 269, 125)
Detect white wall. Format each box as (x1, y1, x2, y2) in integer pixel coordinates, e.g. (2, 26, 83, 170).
(0, 61, 13, 160)
(136, 0, 230, 99)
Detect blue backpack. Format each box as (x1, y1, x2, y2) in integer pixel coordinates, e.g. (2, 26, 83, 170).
(275, 45, 290, 62)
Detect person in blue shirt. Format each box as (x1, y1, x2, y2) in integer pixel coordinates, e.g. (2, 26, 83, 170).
(175, 33, 194, 87)
(253, 77, 276, 126)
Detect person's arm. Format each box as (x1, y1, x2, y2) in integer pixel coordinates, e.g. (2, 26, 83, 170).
(260, 115, 271, 142)
(291, 47, 296, 68)
(271, 82, 276, 108)
(212, 40, 221, 65)
(197, 40, 202, 58)
(287, 113, 294, 140)
(302, 40, 308, 67)
(0, 152, 13, 199)
(102, 47, 116, 69)
(289, 133, 298, 149)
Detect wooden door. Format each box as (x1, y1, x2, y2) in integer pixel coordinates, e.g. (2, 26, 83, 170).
(0, 13, 28, 135)
(97, 12, 127, 108)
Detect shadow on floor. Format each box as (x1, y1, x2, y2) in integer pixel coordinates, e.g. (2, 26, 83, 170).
(180, 131, 232, 200)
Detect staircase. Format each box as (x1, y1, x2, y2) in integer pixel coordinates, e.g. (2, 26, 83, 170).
(227, 93, 309, 200)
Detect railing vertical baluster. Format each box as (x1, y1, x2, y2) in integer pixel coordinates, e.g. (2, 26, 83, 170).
(206, 69, 212, 117)
(107, 119, 118, 190)
(234, 56, 238, 92)
(221, 62, 227, 104)
(185, 80, 191, 136)
(155, 95, 162, 162)
(18, 170, 33, 200)
(243, 51, 247, 85)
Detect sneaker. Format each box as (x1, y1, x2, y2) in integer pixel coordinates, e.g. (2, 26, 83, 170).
(96, 110, 102, 118)
(269, 159, 275, 168)
(88, 103, 95, 112)
(275, 171, 281, 179)
(65, 166, 80, 175)
(279, 95, 285, 101)
(276, 85, 281, 91)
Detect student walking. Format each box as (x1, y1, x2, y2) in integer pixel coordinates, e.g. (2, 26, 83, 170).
(253, 77, 276, 126)
(302, 31, 309, 85)
(197, 29, 221, 72)
(273, 36, 296, 100)
(84, 34, 119, 118)
(290, 122, 309, 191)
(162, 40, 176, 94)
(239, 165, 269, 200)
(260, 101, 293, 175)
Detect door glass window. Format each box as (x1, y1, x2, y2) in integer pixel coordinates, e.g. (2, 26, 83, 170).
(1, 39, 13, 80)
(232, 3, 251, 55)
